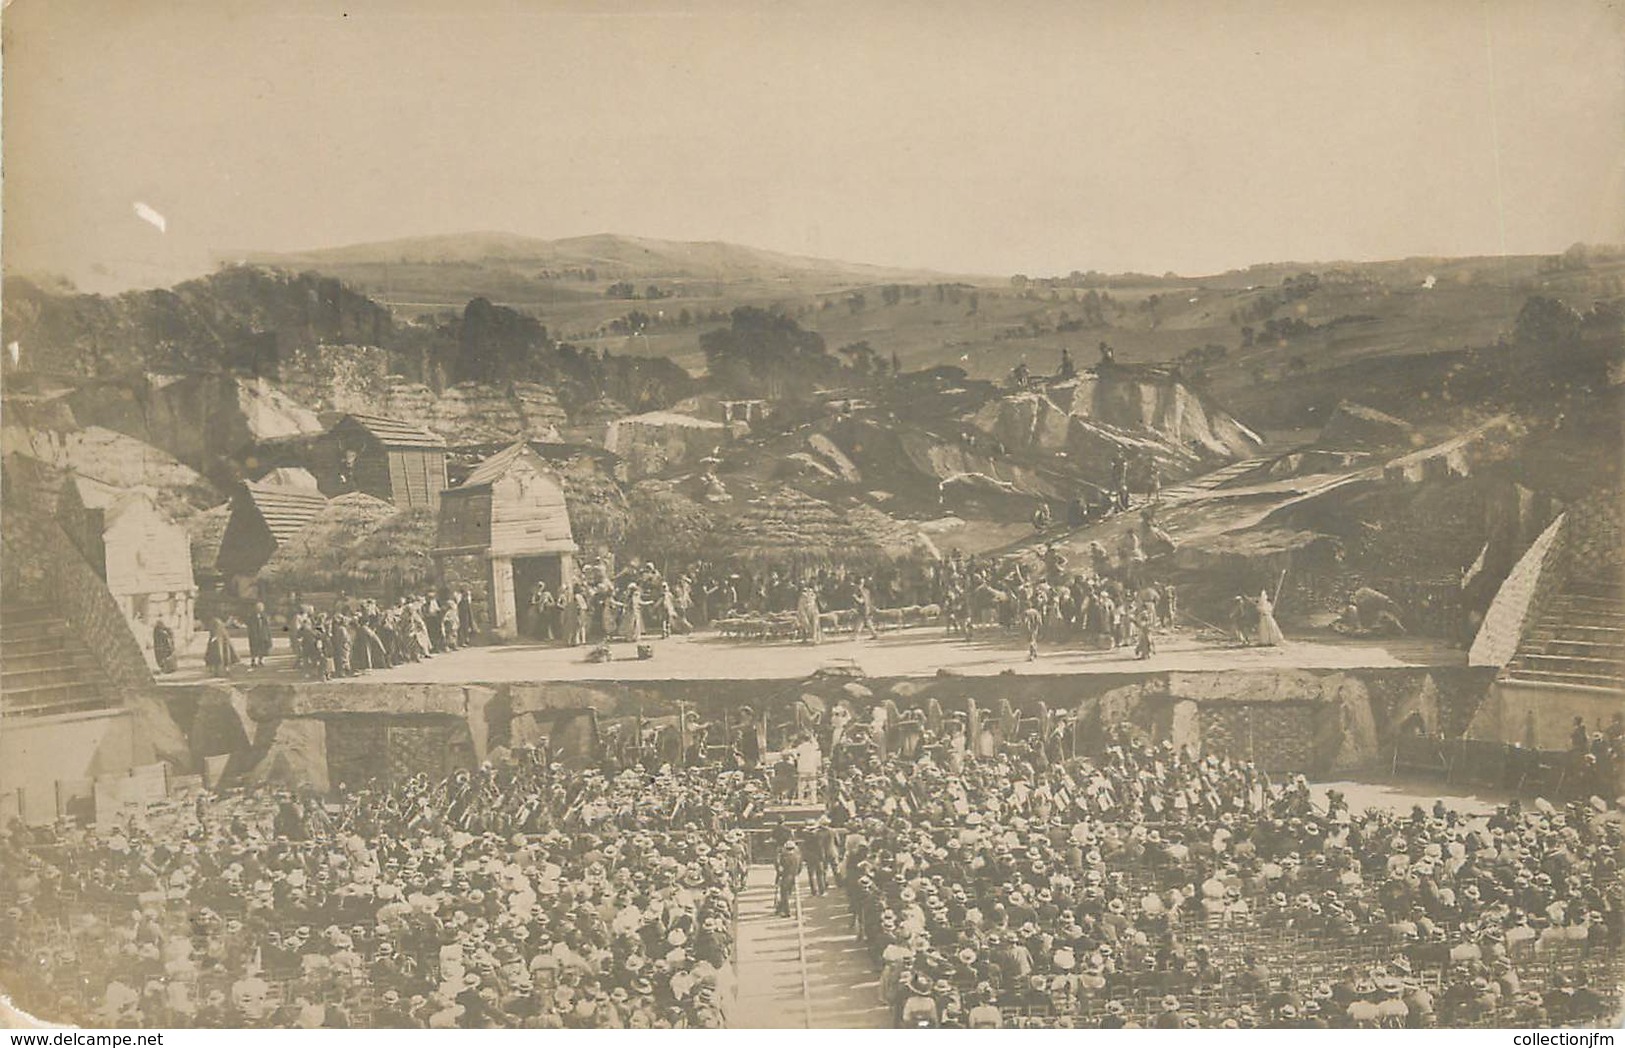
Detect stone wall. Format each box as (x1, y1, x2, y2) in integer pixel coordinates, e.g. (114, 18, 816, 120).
(159, 664, 1493, 789)
(1466, 679, 1625, 751)
(1469, 513, 1566, 668)
(324, 718, 475, 789)
(0, 709, 147, 824)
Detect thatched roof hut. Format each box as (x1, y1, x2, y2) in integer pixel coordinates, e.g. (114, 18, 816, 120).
(345, 506, 440, 595)
(847, 504, 941, 563)
(627, 480, 716, 561)
(725, 487, 885, 570)
(258, 491, 395, 595)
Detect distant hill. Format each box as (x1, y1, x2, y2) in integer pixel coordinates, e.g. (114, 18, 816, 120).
(235, 231, 963, 307)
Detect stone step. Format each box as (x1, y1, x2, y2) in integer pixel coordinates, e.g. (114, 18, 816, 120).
(1540, 613, 1625, 631)
(1525, 639, 1625, 660)
(1562, 579, 1625, 598)
(1512, 653, 1625, 675)
(0, 681, 110, 717)
(0, 635, 76, 658)
(0, 649, 100, 673)
(0, 619, 74, 643)
(1, 676, 111, 698)
(1, 663, 106, 688)
(1503, 667, 1625, 689)
(1547, 594, 1625, 614)
(0, 692, 115, 718)
(1, 603, 63, 624)
(1529, 622, 1625, 638)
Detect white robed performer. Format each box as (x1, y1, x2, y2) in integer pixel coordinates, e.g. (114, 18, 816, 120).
(1253, 589, 1285, 647)
(796, 583, 823, 644)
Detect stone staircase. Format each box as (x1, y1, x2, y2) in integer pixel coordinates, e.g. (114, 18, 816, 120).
(1502, 581, 1625, 691)
(0, 602, 119, 718)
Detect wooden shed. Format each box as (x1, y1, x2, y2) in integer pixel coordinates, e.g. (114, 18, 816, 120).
(57, 475, 197, 663)
(434, 442, 576, 639)
(215, 481, 328, 597)
(313, 413, 448, 510)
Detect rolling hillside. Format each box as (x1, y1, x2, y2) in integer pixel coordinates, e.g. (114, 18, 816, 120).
(241, 234, 1625, 403)
(236, 231, 963, 315)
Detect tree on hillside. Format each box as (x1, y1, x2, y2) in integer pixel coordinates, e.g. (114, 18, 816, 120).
(699, 306, 842, 399)
(838, 341, 881, 376)
(1513, 296, 1583, 350)
(455, 297, 547, 385)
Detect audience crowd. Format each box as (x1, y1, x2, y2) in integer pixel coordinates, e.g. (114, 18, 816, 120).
(1, 756, 747, 1028)
(4, 704, 1620, 1030)
(826, 725, 1622, 1028)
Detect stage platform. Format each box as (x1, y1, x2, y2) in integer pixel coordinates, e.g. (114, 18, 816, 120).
(158, 626, 1462, 687)
(146, 626, 1493, 792)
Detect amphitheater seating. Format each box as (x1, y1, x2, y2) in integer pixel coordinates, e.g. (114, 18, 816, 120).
(1503, 580, 1625, 690)
(0, 601, 118, 718)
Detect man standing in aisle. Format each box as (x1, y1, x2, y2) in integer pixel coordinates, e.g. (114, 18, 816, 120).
(802, 816, 835, 897)
(775, 839, 803, 917)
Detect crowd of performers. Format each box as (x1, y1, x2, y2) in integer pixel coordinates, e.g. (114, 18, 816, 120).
(199, 594, 478, 680)
(183, 494, 1293, 679)
(1, 757, 750, 1028)
(515, 511, 1217, 659)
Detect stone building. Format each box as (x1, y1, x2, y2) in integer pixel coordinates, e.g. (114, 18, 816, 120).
(603, 410, 725, 481)
(56, 475, 196, 664)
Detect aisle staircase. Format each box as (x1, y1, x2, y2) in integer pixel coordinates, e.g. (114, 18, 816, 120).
(0, 602, 119, 717)
(1502, 580, 1625, 691)
(730, 865, 890, 1029)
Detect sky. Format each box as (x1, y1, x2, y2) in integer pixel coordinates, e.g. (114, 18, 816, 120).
(4, 0, 1623, 293)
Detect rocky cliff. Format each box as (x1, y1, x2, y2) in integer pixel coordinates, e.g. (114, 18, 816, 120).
(278, 343, 392, 414)
(59, 372, 324, 475)
(827, 416, 1070, 519)
(1054, 370, 1262, 458)
(970, 369, 1262, 485)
